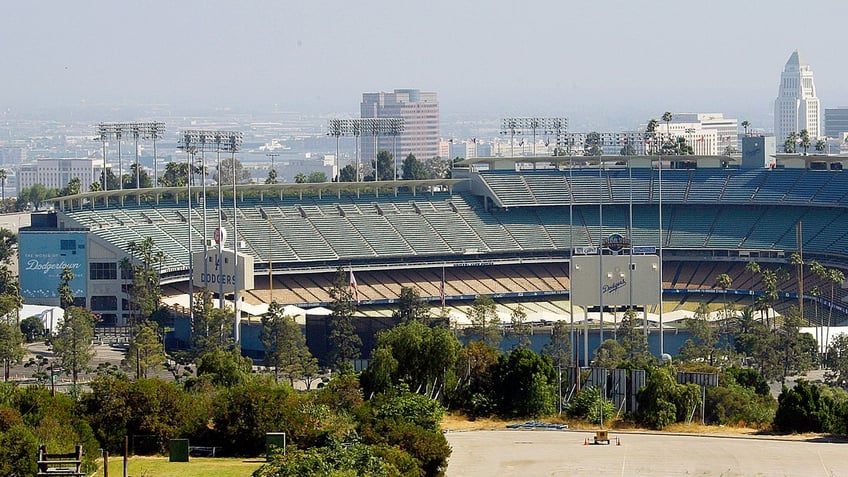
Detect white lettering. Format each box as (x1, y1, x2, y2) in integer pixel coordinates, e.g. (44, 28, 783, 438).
(25, 259, 82, 275)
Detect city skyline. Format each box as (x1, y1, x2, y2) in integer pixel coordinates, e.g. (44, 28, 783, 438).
(2, 1, 848, 132)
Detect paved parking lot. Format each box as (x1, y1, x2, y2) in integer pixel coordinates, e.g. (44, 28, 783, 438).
(446, 429, 848, 476)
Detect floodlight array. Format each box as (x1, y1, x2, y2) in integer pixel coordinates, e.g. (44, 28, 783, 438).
(327, 118, 404, 137)
(177, 130, 243, 153)
(97, 122, 166, 140)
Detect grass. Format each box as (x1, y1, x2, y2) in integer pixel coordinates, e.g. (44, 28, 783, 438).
(91, 456, 264, 477)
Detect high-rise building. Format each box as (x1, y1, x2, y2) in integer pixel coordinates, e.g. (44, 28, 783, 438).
(774, 50, 821, 147)
(360, 89, 439, 168)
(825, 108, 848, 139)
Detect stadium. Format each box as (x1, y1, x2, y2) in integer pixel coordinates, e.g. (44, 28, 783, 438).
(20, 152, 848, 364)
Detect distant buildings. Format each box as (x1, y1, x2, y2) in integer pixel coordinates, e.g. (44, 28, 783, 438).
(17, 158, 104, 196)
(360, 89, 440, 165)
(668, 113, 739, 155)
(774, 50, 821, 146)
(824, 108, 848, 140)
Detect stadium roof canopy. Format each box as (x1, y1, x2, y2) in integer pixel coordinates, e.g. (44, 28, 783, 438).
(456, 155, 736, 170)
(49, 178, 466, 211)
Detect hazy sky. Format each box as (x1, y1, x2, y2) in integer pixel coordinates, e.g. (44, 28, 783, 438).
(2, 0, 847, 130)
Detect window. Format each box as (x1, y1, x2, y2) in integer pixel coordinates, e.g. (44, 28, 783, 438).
(91, 295, 118, 310)
(90, 262, 117, 280)
(60, 239, 76, 251)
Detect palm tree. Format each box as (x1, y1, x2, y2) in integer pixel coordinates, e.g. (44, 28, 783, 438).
(799, 129, 811, 155)
(645, 119, 660, 154)
(741, 121, 750, 137)
(715, 272, 733, 335)
(824, 268, 845, 361)
(0, 168, 7, 204)
(815, 139, 827, 153)
(745, 261, 760, 308)
(789, 252, 804, 321)
(784, 132, 798, 153)
(662, 112, 673, 148)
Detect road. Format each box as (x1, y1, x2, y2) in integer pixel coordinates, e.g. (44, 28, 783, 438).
(446, 429, 847, 476)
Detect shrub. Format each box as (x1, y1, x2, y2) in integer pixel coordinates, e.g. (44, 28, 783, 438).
(566, 386, 615, 425)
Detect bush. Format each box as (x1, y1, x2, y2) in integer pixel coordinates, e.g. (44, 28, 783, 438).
(636, 367, 701, 430)
(0, 424, 38, 477)
(566, 386, 615, 425)
(492, 348, 557, 417)
(705, 384, 776, 427)
(773, 380, 837, 434)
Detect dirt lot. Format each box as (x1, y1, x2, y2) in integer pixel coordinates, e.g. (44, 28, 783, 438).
(445, 429, 848, 476)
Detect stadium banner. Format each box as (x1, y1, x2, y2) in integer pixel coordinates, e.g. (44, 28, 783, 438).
(570, 254, 660, 306)
(20, 231, 87, 300)
(192, 248, 255, 294)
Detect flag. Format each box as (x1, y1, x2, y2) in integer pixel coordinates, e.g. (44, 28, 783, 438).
(544, 138, 550, 147)
(696, 136, 704, 142)
(349, 268, 360, 304)
(440, 267, 446, 307)
(472, 137, 477, 144)
(518, 139, 524, 146)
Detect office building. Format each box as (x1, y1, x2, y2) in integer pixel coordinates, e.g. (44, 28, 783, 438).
(774, 50, 821, 147)
(825, 108, 848, 139)
(17, 158, 105, 196)
(361, 89, 440, 167)
(671, 113, 738, 154)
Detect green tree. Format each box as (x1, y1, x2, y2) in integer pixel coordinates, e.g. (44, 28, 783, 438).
(824, 333, 848, 387)
(815, 139, 827, 153)
(294, 172, 306, 184)
(465, 294, 501, 347)
(195, 348, 253, 388)
(214, 157, 251, 185)
(662, 111, 673, 136)
(0, 318, 24, 381)
(370, 150, 395, 181)
(644, 119, 660, 154)
(0, 424, 39, 476)
(59, 177, 81, 196)
(509, 305, 530, 349)
(157, 161, 191, 187)
(423, 156, 450, 180)
(50, 306, 95, 387)
(492, 348, 557, 417)
(679, 302, 719, 366)
(799, 128, 811, 155)
(784, 132, 798, 153)
(401, 153, 427, 181)
(190, 288, 235, 356)
(542, 320, 572, 368)
(773, 379, 835, 433)
(20, 315, 44, 343)
(361, 320, 461, 400)
(338, 164, 357, 183)
(126, 238, 166, 325)
(265, 167, 278, 184)
(327, 268, 362, 368)
(307, 171, 328, 183)
(260, 301, 318, 386)
(637, 367, 700, 429)
(618, 309, 653, 368)
(593, 339, 625, 369)
(124, 320, 165, 379)
(741, 120, 750, 136)
(619, 143, 637, 155)
(58, 267, 75, 309)
(583, 131, 603, 156)
(392, 286, 431, 324)
(20, 183, 53, 211)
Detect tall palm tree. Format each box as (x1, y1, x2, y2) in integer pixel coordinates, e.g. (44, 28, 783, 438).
(716, 273, 733, 324)
(784, 132, 798, 153)
(789, 252, 804, 322)
(745, 261, 760, 308)
(0, 169, 7, 204)
(824, 268, 845, 361)
(799, 129, 811, 155)
(815, 139, 827, 153)
(741, 121, 750, 137)
(645, 119, 660, 154)
(662, 112, 673, 147)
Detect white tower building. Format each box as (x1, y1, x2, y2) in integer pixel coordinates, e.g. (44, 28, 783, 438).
(774, 50, 821, 148)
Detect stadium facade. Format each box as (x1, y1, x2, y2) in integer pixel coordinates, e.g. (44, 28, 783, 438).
(19, 153, 848, 362)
